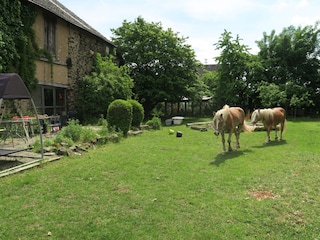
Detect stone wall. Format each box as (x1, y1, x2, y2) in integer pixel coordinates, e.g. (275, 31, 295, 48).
(67, 27, 113, 111)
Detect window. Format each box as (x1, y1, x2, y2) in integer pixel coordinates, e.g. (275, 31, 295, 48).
(42, 87, 66, 115)
(55, 88, 65, 114)
(44, 14, 56, 56)
(44, 88, 54, 115)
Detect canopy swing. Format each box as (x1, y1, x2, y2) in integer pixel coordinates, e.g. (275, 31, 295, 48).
(0, 73, 43, 159)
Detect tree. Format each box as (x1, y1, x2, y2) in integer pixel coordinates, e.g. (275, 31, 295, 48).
(258, 82, 287, 107)
(286, 80, 314, 117)
(214, 30, 263, 109)
(111, 16, 200, 117)
(256, 23, 320, 112)
(199, 70, 218, 96)
(196, 70, 217, 112)
(76, 54, 134, 121)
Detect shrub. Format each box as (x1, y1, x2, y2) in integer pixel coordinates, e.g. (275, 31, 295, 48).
(146, 116, 162, 130)
(32, 137, 56, 153)
(53, 120, 97, 146)
(97, 119, 109, 137)
(97, 117, 108, 126)
(128, 99, 144, 128)
(81, 127, 99, 143)
(54, 134, 74, 147)
(76, 54, 133, 121)
(57, 120, 82, 142)
(107, 99, 133, 136)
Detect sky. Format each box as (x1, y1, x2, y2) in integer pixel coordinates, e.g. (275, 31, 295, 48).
(58, 0, 320, 64)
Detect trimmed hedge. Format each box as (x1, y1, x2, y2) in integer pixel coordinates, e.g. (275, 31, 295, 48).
(128, 99, 144, 128)
(107, 99, 133, 136)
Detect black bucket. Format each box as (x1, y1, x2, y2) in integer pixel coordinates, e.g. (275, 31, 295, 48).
(176, 131, 183, 137)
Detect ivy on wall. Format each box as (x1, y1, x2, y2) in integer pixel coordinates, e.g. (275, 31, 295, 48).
(0, 0, 38, 91)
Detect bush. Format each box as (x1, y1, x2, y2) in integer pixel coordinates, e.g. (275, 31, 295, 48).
(146, 116, 162, 130)
(32, 137, 56, 153)
(54, 134, 74, 147)
(97, 118, 109, 137)
(53, 120, 98, 146)
(107, 99, 133, 136)
(76, 54, 133, 122)
(128, 99, 144, 128)
(82, 127, 99, 143)
(57, 120, 83, 142)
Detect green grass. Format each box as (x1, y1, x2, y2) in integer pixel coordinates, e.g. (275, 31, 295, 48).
(0, 119, 320, 239)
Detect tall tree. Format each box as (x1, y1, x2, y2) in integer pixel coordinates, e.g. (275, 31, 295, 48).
(111, 16, 200, 117)
(256, 23, 320, 111)
(214, 30, 263, 109)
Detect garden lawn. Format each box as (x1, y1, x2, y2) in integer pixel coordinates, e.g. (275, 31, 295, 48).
(0, 118, 320, 239)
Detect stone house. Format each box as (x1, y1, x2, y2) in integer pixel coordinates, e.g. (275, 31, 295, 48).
(26, 0, 121, 116)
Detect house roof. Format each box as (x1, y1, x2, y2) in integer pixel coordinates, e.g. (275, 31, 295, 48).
(204, 64, 219, 72)
(27, 0, 115, 47)
(198, 64, 219, 76)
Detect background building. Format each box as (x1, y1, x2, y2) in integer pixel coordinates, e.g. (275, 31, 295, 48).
(26, 0, 121, 116)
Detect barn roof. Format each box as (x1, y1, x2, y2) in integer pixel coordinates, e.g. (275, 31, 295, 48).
(27, 0, 115, 46)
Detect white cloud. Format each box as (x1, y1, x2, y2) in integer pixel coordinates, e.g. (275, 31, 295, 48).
(298, 0, 309, 7)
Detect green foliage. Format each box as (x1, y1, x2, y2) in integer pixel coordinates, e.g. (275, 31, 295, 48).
(97, 117, 108, 126)
(289, 92, 313, 108)
(199, 70, 218, 94)
(145, 116, 162, 130)
(81, 127, 99, 143)
(43, 138, 55, 147)
(258, 82, 287, 107)
(32, 137, 56, 153)
(213, 24, 320, 113)
(77, 53, 134, 121)
(54, 134, 74, 147)
(188, 76, 212, 107)
(111, 16, 200, 116)
(0, 0, 21, 71)
(53, 120, 98, 146)
(0, 0, 38, 90)
(95, 118, 123, 141)
(256, 23, 320, 110)
(128, 99, 144, 127)
(214, 30, 258, 108)
(57, 120, 82, 142)
(150, 102, 165, 118)
(107, 99, 133, 136)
